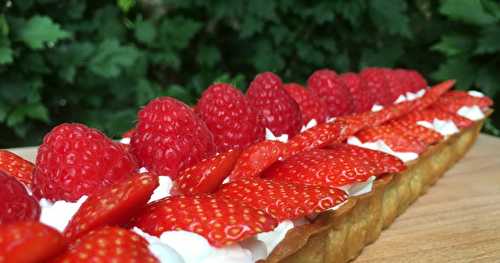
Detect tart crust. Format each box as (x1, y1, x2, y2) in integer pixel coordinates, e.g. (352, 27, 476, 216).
(263, 114, 489, 263)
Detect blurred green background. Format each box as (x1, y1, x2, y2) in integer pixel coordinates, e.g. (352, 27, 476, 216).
(0, 0, 499, 147)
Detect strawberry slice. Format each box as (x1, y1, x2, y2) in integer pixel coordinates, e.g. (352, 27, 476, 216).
(173, 149, 241, 195)
(436, 91, 493, 113)
(398, 107, 473, 128)
(413, 80, 455, 111)
(64, 172, 159, 240)
(56, 226, 158, 263)
(286, 122, 342, 157)
(386, 120, 443, 145)
(218, 178, 348, 221)
(0, 150, 35, 188)
(355, 124, 427, 153)
(0, 171, 40, 224)
(264, 148, 402, 188)
(228, 140, 287, 181)
(133, 194, 277, 247)
(0, 221, 66, 263)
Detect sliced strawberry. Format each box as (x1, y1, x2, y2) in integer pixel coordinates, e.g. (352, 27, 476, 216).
(386, 120, 443, 145)
(436, 91, 493, 113)
(56, 227, 158, 263)
(173, 149, 241, 195)
(0, 221, 66, 263)
(413, 80, 455, 111)
(0, 150, 34, 188)
(64, 172, 159, 240)
(286, 122, 342, 157)
(355, 124, 427, 153)
(0, 171, 40, 224)
(264, 148, 398, 188)
(218, 178, 348, 221)
(398, 107, 473, 128)
(133, 194, 277, 247)
(229, 140, 287, 181)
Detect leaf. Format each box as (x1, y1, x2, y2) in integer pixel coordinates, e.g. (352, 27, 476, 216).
(475, 65, 500, 97)
(18, 16, 71, 49)
(369, 0, 411, 37)
(0, 45, 13, 64)
(117, 0, 136, 13)
(161, 85, 194, 104)
(440, 0, 497, 25)
(25, 103, 50, 122)
(136, 79, 160, 105)
(88, 39, 140, 78)
(475, 25, 500, 54)
(197, 45, 221, 67)
(359, 42, 404, 68)
(134, 18, 156, 44)
(431, 34, 474, 56)
(432, 57, 477, 90)
(158, 17, 201, 49)
(252, 40, 285, 72)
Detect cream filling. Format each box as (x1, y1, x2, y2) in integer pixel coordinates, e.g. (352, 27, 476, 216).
(347, 136, 418, 162)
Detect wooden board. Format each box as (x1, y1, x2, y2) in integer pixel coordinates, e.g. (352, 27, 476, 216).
(5, 134, 500, 262)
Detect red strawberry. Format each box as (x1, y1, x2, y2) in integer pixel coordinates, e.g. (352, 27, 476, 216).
(308, 69, 353, 116)
(398, 107, 473, 128)
(246, 72, 302, 137)
(173, 149, 241, 195)
(64, 172, 158, 241)
(196, 83, 265, 152)
(386, 120, 443, 145)
(286, 122, 343, 157)
(0, 221, 66, 263)
(229, 140, 287, 181)
(56, 227, 158, 263)
(131, 97, 215, 179)
(133, 194, 277, 247)
(363, 100, 416, 126)
(283, 83, 328, 125)
(355, 125, 427, 153)
(219, 178, 348, 221)
(264, 148, 397, 188)
(413, 80, 455, 111)
(383, 68, 406, 103)
(33, 123, 137, 202)
(338, 72, 375, 113)
(360, 67, 392, 105)
(0, 150, 34, 188)
(0, 171, 40, 224)
(436, 91, 493, 113)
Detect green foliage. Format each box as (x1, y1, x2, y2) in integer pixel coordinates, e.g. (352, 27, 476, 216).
(1, 0, 500, 147)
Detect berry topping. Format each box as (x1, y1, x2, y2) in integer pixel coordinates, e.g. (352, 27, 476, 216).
(399, 106, 473, 129)
(413, 80, 455, 111)
(359, 67, 392, 105)
(247, 72, 303, 137)
(0, 149, 34, 188)
(131, 97, 215, 179)
(0, 171, 40, 224)
(286, 122, 343, 157)
(173, 149, 241, 195)
(64, 172, 159, 240)
(134, 194, 277, 247)
(283, 83, 328, 125)
(308, 69, 353, 116)
(0, 221, 66, 263)
(405, 69, 428, 92)
(196, 83, 265, 152)
(355, 124, 427, 153)
(33, 123, 137, 202)
(383, 68, 406, 103)
(386, 120, 443, 145)
(436, 91, 493, 113)
(338, 72, 375, 113)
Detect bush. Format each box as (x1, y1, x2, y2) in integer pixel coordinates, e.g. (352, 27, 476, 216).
(0, 0, 499, 147)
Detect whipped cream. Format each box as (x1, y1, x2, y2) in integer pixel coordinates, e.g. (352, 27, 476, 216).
(405, 89, 426, 101)
(457, 105, 485, 121)
(326, 117, 336, 123)
(149, 175, 174, 203)
(265, 128, 288, 143)
(338, 176, 376, 196)
(120, 137, 131, 144)
(468, 90, 485, 98)
(39, 195, 88, 232)
(133, 228, 185, 263)
(300, 119, 318, 132)
(371, 104, 383, 112)
(417, 119, 459, 136)
(394, 94, 407, 104)
(347, 136, 418, 162)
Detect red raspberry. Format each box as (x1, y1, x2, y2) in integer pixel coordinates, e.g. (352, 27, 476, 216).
(405, 69, 428, 92)
(382, 68, 406, 103)
(195, 83, 264, 152)
(307, 69, 353, 117)
(246, 72, 302, 137)
(338, 72, 376, 113)
(360, 67, 392, 105)
(283, 83, 328, 125)
(0, 171, 40, 224)
(33, 123, 138, 202)
(131, 97, 215, 179)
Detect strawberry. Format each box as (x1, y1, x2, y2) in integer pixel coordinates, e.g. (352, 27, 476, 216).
(307, 69, 353, 116)
(364, 100, 416, 126)
(173, 149, 241, 195)
(355, 125, 427, 153)
(436, 91, 493, 113)
(133, 194, 277, 247)
(0, 150, 34, 188)
(218, 178, 348, 221)
(338, 72, 375, 113)
(229, 140, 287, 181)
(398, 107, 473, 128)
(131, 97, 215, 179)
(0, 171, 40, 224)
(413, 80, 455, 111)
(286, 122, 343, 157)
(264, 148, 398, 188)
(196, 83, 265, 152)
(383, 68, 406, 103)
(283, 83, 328, 125)
(386, 120, 443, 145)
(0, 221, 66, 263)
(33, 123, 137, 202)
(56, 227, 158, 263)
(246, 72, 302, 137)
(359, 67, 392, 105)
(64, 172, 158, 240)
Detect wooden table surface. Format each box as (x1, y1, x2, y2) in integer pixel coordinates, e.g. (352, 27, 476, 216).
(6, 134, 500, 262)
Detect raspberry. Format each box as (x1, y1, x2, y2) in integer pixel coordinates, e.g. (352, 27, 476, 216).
(246, 72, 302, 137)
(382, 68, 406, 103)
(195, 83, 264, 152)
(338, 72, 376, 113)
(307, 69, 353, 117)
(131, 97, 215, 179)
(33, 123, 138, 202)
(360, 67, 392, 105)
(283, 83, 328, 125)
(0, 171, 40, 224)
